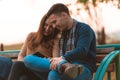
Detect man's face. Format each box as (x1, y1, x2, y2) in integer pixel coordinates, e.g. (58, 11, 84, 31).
(46, 14, 66, 31)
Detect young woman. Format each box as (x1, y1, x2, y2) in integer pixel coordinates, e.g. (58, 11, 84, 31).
(18, 15, 61, 61)
(8, 14, 61, 80)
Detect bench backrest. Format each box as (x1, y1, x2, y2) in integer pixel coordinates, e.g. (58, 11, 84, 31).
(96, 47, 115, 72)
(0, 50, 19, 60)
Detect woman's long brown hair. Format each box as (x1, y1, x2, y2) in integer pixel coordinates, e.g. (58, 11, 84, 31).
(26, 14, 60, 51)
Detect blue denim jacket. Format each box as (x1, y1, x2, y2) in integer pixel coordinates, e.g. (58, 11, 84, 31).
(0, 56, 13, 80)
(63, 22, 96, 73)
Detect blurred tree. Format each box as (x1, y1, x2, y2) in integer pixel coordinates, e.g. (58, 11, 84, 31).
(67, 0, 120, 44)
(0, 43, 4, 51)
(97, 27, 106, 44)
(78, 0, 120, 8)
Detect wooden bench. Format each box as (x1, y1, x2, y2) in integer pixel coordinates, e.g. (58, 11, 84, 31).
(94, 47, 116, 80)
(94, 44, 120, 80)
(0, 50, 19, 60)
(0, 44, 120, 80)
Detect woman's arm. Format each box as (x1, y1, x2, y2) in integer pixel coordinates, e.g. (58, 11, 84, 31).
(52, 33, 61, 57)
(17, 32, 33, 61)
(17, 43, 27, 61)
(52, 39, 60, 57)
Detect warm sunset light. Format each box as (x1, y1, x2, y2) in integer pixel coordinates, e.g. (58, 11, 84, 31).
(0, 0, 75, 45)
(0, 0, 120, 45)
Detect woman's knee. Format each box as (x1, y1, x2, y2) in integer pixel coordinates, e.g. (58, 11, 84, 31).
(24, 55, 34, 63)
(24, 54, 44, 64)
(23, 55, 35, 69)
(23, 55, 38, 66)
(24, 55, 50, 71)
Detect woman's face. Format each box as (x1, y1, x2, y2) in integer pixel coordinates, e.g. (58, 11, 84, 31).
(43, 20, 53, 36)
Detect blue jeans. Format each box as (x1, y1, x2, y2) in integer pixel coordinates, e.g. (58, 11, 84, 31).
(24, 54, 92, 80)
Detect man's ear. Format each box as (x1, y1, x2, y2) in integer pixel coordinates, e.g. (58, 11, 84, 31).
(61, 12, 67, 18)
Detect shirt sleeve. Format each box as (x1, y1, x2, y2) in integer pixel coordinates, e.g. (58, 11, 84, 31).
(63, 23, 95, 62)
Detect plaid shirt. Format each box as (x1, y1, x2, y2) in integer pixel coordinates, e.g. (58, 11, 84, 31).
(59, 19, 78, 56)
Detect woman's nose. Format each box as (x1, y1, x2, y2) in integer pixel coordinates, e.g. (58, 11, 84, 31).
(46, 26, 50, 31)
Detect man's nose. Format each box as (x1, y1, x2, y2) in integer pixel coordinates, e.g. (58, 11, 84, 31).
(52, 25, 56, 29)
(49, 24, 55, 29)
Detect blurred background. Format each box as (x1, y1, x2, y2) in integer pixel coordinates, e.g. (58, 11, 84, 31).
(0, 0, 120, 50)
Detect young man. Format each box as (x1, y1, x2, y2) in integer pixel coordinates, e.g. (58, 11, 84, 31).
(24, 3, 96, 80)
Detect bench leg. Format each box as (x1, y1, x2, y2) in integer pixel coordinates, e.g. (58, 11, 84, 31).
(107, 72, 111, 80)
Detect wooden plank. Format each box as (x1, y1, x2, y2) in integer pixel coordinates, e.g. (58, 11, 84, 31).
(96, 47, 115, 54)
(0, 53, 18, 59)
(96, 63, 115, 72)
(96, 55, 115, 63)
(96, 47, 115, 73)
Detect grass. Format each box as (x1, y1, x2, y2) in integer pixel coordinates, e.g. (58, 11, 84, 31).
(2, 41, 120, 51)
(3, 43, 23, 51)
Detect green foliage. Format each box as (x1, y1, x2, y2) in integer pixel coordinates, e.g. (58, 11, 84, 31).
(77, 0, 120, 8)
(77, 0, 88, 3)
(77, 0, 97, 6)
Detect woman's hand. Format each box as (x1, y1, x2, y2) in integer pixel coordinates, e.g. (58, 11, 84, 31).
(50, 57, 64, 70)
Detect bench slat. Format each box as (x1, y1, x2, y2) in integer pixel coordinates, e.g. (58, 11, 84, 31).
(96, 47, 116, 73)
(96, 63, 114, 72)
(0, 50, 19, 59)
(96, 47, 115, 54)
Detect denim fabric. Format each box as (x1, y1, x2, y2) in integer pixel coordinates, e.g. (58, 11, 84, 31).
(24, 55, 50, 80)
(24, 54, 50, 72)
(61, 66, 92, 80)
(63, 22, 96, 73)
(24, 54, 92, 80)
(48, 66, 92, 80)
(57, 59, 68, 73)
(8, 61, 40, 80)
(0, 56, 12, 80)
(48, 70, 60, 80)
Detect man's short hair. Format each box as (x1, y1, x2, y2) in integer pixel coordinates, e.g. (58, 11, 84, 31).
(46, 3, 70, 18)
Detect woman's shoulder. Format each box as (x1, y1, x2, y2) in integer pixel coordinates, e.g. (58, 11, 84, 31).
(28, 32, 35, 36)
(26, 32, 36, 41)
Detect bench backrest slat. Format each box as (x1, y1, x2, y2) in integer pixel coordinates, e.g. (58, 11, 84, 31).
(96, 47, 115, 73)
(0, 50, 19, 59)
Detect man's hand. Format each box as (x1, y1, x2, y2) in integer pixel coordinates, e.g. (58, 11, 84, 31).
(50, 57, 64, 70)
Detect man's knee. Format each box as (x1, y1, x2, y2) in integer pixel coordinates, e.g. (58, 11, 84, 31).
(48, 71, 60, 80)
